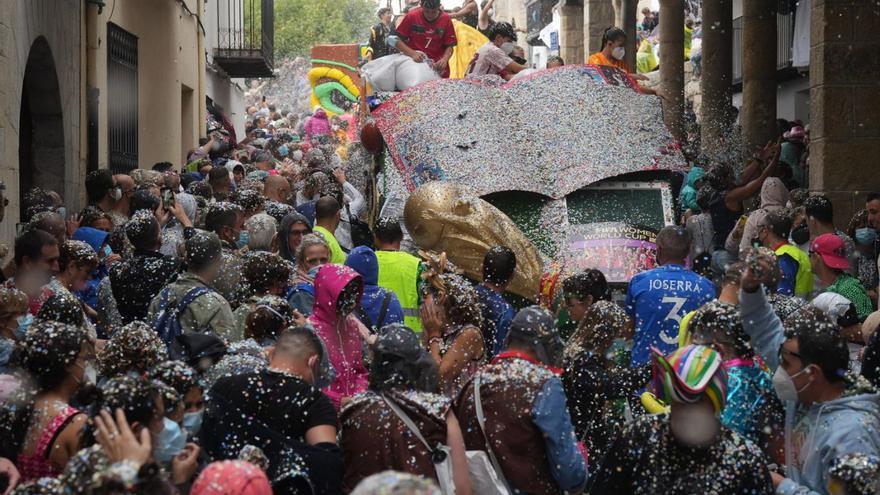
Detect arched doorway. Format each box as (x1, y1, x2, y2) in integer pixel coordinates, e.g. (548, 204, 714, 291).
(18, 36, 65, 222)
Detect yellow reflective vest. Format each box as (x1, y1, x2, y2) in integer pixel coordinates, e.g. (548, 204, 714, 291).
(775, 243, 813, 297)
(375, 250, 422, 332)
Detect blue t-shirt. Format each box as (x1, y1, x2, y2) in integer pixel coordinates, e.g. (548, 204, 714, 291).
(777, 253, 798, 297)
(625, 264, 716, 366)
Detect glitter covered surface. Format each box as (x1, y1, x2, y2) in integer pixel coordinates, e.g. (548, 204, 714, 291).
(374, 65, 687, 200)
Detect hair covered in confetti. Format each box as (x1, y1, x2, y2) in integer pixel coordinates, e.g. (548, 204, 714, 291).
(98, 321, 168, 377)
(828, 453, 880, 495)
(149, 360, 199, 399)
(651, 345, 728, 414)
(245, 295, 295, 342)
(59, 239, 99, 272)
(94, 375, 162, 432)
(16, 319, 88, 391)
(243, 251, 291, 294)
(0, 287, 28, 322)
(185, 229, 223, 270)
(6, 477, 63, 494)
(369, 324, 439, 393)
(419, 251, 482, 328)
(689, 300, 753, 358)
(566, 300, 629, 359)
(36, 292, 86, 327)
(350, 470, 441, 495)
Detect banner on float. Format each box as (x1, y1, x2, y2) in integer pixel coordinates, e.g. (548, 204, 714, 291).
(566, 222, 659, 283)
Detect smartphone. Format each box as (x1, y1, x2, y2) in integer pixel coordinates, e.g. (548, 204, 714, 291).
(161, 187, 175, 211)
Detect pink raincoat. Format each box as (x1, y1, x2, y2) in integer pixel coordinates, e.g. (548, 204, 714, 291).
(304, 108, 332, 142)
(308, 264, 368, 409)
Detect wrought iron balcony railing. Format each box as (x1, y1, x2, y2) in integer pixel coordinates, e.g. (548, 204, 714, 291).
(213, 0, 274, 78)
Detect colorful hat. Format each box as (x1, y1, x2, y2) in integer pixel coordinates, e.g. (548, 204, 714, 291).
(651, 345, 728, 414)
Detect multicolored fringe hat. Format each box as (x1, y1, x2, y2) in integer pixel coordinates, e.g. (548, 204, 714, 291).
(651, 344, 728, 414)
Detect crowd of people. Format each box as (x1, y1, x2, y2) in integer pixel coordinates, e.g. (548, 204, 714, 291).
(0, 1, 876, 494)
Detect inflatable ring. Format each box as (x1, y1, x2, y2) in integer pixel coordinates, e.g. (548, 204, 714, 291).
(308, 67, 361, 116)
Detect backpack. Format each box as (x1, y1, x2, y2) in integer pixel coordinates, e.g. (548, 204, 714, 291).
(154, 286, 213, 348)
(355, 291, 392, 333)
(346, 204, 374, 249)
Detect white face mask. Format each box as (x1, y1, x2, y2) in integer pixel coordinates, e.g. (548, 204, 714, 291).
(500, 42, 515, 54)
(612, 46, 626, 61)
(772, 366, 810, 402)
(670, 402, 720, 447)
(110, 187, 122, 201)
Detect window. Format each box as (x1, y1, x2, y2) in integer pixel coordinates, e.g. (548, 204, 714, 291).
(107, 23, 138, 173)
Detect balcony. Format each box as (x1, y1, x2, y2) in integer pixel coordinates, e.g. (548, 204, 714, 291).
(732, 11, 796, 85)
(212, 0, 275, 78)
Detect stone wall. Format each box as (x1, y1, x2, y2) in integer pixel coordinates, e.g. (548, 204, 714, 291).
(0, 0, 82, 250)
(808, 0, 880, 226)
(584, 0, 615, 56)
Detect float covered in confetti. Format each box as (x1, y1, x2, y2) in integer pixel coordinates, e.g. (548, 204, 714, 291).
(373, 65, 687, 200)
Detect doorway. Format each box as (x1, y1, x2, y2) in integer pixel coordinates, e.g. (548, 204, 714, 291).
(18, 36, 65, 222)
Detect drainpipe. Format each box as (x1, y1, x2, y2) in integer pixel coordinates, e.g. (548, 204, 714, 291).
(197, 1, 207, 141)
(86, 0, 101, 173)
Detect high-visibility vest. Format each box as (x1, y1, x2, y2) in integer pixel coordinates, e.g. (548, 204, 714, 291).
(375, 250, 422, 332)
(775, 243, 814, 297)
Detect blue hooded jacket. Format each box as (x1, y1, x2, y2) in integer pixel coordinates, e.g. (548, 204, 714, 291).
(73, 227, 111, 311)
(344, 246, 404, 330)
(679, 167, 705, 213)
(741, 287, 880, 495)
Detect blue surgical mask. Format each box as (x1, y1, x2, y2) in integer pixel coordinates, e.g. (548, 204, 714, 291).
(182, 410, 204, 436)
(154, 417, 186, 464)
(277, 144, 289, 157)
(855, 227, 877, 246)
(237, 230, 250, 249)
(102, 245, 113, 258)
(15, 314, 34, 339)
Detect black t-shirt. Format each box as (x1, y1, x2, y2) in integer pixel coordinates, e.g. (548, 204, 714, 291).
(201, 368, 337, 460)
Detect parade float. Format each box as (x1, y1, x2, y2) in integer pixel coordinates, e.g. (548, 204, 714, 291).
(360, 64, 688, 302)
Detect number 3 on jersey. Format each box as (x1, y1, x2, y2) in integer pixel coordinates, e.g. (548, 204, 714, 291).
(659, 296, 687, 344)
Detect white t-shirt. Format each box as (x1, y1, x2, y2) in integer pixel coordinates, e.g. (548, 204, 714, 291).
(466, 42, 513, 77)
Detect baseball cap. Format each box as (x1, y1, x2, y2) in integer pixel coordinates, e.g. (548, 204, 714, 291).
(810, 233, 850, 270)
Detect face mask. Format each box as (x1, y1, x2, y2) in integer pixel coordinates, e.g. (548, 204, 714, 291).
(277, 144, 289, 157)
(670, 402, 720, 447)
(487, 8, 495, 17)
(83, 363, 98, 385)
(15, 314, 34, 339)
(102, 245, 113, 259)
(237, 230, 250, 249)
(110, 187, 122, 201)
(182, 410, 204, 436)
(791, 224, 810, 245)
(772, 365, 810, 402)
(855, 227, 877, 246)
(154, 417, 186, 464)
(612, 46, 626, 61)
(751, 237, 763, 249)
(500, 42, 515, 54)
(292, 150, 304, 162)
(56, 207, 67, 219)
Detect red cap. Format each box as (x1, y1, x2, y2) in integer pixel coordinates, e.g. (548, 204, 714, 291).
(811, 233, 849, 270)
